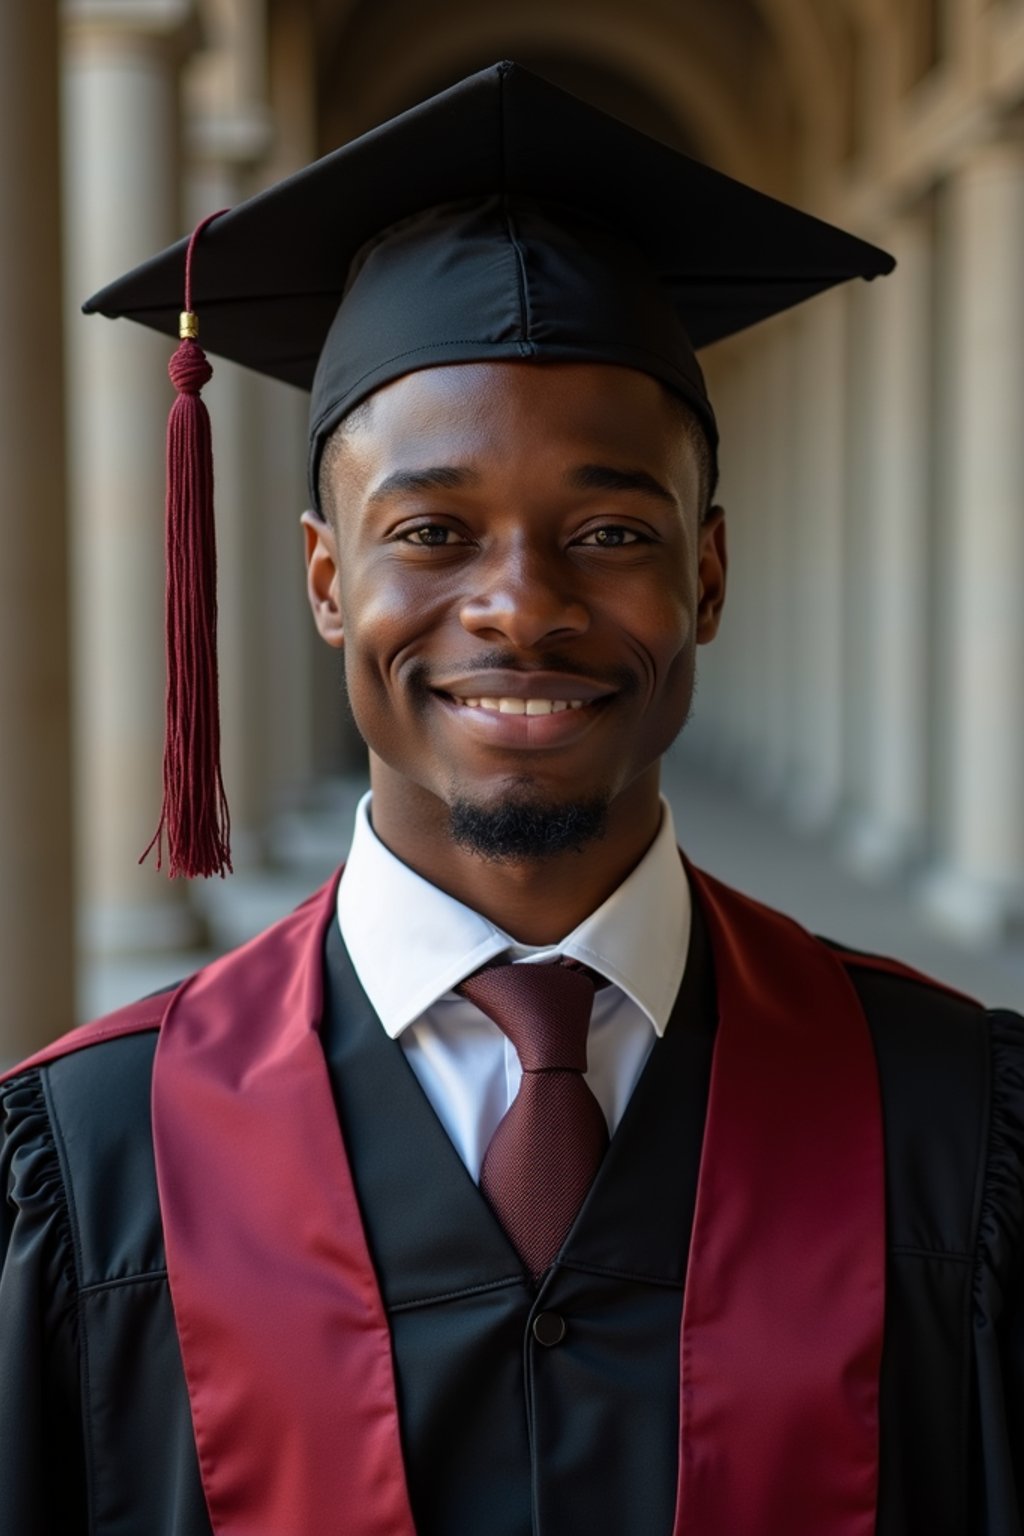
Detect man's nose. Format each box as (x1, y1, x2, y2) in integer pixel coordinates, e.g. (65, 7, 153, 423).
(458, 546, 590, 649)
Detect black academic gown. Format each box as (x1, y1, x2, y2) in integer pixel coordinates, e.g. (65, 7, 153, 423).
(2, 895, 1024, 1536)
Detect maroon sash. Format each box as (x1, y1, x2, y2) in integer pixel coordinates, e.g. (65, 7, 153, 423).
(676, 863, 885, 1534)
(4, 864, 921, 1534)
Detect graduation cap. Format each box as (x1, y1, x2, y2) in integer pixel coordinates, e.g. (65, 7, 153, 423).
(84, 59, 895, 880)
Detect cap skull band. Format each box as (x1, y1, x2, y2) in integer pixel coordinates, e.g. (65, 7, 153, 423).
(84, 59, 896, 876)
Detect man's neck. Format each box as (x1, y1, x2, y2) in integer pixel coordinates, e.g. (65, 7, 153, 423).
(366, 767, 664, 946)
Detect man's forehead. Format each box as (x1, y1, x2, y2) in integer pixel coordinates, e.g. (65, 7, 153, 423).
(329, 362, 696, 484)
(320, 363, 702, 533)
(349, 358, 681, 430)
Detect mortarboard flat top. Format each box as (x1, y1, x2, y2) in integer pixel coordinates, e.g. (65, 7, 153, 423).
(86, 61, 896, 510)
(84, 59, 894, 406)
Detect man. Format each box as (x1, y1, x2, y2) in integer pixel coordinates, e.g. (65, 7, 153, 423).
(2, 61, 1023, 1536)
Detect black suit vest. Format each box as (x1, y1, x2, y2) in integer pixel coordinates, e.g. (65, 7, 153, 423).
(321, 897, 717, 1536)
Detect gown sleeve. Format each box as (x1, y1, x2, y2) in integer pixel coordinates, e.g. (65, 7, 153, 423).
(0, 1069, 88, 1535)
(973, 1009, 1024, 1531)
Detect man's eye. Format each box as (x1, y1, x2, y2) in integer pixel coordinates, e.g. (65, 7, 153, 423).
(400, 525, 466, 547)
(576, 526, 646, 547)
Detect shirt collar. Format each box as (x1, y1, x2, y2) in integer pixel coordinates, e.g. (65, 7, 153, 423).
(337, 791, 691, 1040)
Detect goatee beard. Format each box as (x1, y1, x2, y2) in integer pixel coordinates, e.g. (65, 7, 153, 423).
(448, 794, 608, 862)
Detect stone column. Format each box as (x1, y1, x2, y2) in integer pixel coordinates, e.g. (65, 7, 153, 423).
(62, 0, 201, 955)
(756, 320, 799, 800)
(261, 0, 366, 804)
(690, 345, 744, 768)
(922, 140, 1024, 942)
(838, 278, 876, 847)
(841, 212, 932, 878)
(725, 345, 765, 783)
(0, 5, 75, 1062)
(702, 316, 801, 810)
(787, 289, 848, 829)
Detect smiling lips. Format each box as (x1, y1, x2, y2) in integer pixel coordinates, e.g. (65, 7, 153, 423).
(458, 697, 585, 715)
(435, 670, 614, 705)
(432, 669, 615, 744)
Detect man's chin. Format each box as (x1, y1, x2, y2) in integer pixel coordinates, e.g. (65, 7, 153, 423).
(447, 792, 609, 863)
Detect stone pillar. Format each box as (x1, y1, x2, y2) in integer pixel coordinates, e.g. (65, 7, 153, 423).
(756, 320, 799, 800)
(0, 5, 75, 1062)
(724, 345, 764, 782)
(262, 0, 365, 799)
(63, 0, 201, 954)
(690, 345, 744, 767)
(838, 278, 876, 844)
(257, 377, 327, 801)
(787, 289, 848, 829)
(922, 140, 1024, 941)
(703, 316, 801, 809)
(841, 212, 932, 878)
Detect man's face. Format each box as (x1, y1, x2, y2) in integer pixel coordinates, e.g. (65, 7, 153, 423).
(305, 360, 726, 852)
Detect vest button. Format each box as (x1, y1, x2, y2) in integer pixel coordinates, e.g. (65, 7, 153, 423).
(532, 1311, 567, 1347)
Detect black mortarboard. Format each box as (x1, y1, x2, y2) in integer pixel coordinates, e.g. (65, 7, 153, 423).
(83, 59, 894, 877)
(86, 59, 894, 509)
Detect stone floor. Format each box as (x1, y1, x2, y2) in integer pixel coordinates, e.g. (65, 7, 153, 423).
(81, 753, 1024, 1021)
(665, 756, 1024, 1010)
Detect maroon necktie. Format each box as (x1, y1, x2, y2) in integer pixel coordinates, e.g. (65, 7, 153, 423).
(457, 959, 609, 1279)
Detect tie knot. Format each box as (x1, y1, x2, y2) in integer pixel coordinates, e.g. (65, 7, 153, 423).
(456, 960, 600, 1072)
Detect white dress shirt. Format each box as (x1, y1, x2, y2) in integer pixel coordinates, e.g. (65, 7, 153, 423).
(337, 792, 691, 1181)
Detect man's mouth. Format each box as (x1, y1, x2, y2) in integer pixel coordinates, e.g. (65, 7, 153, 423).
(432, 669, 617, 708)
(428, 672, 616, 749)
(454, 696, 586, 716)
(424, 668, 623, 748)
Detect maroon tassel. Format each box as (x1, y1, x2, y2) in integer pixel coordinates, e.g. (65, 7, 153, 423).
(141, 210, 232, 878)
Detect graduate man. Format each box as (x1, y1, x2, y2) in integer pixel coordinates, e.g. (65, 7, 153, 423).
(2, 61, 1024, 1536)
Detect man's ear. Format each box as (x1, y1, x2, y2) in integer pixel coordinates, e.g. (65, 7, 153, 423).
(301, 510, 345, 649)
(695, 505, 727, 644)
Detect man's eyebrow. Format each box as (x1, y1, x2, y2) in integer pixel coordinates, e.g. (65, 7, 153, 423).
(363, 462, 677, 508)
(566, 464, 677, 506)
(365, 466, 479, 506)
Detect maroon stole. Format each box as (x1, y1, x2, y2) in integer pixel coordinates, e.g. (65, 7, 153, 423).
(8, 862, 972, 1535)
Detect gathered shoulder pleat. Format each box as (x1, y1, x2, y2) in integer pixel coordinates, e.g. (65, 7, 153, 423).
(1, 1068, 88, 1533)
(972, 1010, 1024, 1534)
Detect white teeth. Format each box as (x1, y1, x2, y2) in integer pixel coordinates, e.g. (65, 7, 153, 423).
(457, 696, 586, 714)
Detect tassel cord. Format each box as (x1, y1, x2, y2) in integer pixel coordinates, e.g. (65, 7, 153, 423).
(142, 206, 232, 878)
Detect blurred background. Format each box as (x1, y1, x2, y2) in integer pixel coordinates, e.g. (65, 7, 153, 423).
(3, 0, 1024, 1064)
